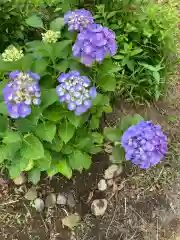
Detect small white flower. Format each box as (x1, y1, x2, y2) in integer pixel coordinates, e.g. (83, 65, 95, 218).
(2, 45, 24, 62)
(42, 30, 60, 43)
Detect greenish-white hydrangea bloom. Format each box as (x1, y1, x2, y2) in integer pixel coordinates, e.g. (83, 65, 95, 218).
(42, 30, 60, 43)
(2, 46, 24, 62)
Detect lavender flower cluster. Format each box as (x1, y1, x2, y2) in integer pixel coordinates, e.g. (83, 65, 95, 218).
(64, 9, 118, 66)
(56, 71, 97, 115)
(121, 121, 168, 168)
(3, 71, 41, 119)
(64, 9, 94, 31)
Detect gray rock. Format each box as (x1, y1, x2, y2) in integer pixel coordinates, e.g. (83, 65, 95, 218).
(57, 193, 67, 205)
(104, 164, 118, 180)
(67, 192, 76, 208)
(115, 165, 123, 177)
(25, 186, 37, 200)
(98, 179, 107, 191)
(91, 199, 108, 216)
(45, 193, 56, 208)
(13, 173, 27, 185)
(35, 198, 44, 212)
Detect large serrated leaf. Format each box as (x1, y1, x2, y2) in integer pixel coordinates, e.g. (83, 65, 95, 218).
(35, 122, 56, 142)
(58, 121, 75, 144)
(21, 135, 44, 160)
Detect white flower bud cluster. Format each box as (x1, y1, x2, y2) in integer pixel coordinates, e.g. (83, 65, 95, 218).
(2, 46, 24, 62)
(42, 30, 60, 43)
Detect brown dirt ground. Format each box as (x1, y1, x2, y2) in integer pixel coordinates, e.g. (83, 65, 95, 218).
(0, 75, 180, 240)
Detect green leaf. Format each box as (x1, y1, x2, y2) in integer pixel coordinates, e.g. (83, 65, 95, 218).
(86, 146, 102, 154)
(75, 136, 92, 150)
(28, 169, 41, 185)
(90, 116, 100, 129)
(57, 159, 72, 179)
(15, 118, 36, 133)
(26, 15, 44, 28)
(35, 122, 56, 142)
(139, 62, 157, 71)
(36, 150, 51, 171)
(118, 114, 144, 131)
(41, 89, 59, 109)
(43, 105, 69, 121)
(32, 58, 49, 74)
(111, 145, 125, 163)
(52, 40, 72, 58)
(9, 153, 29, 179)
(0, 115, 8, 133)
(68, 113, 82, 128)
(61, 144, 73, 154)
(55, 60, 69, 73)
(27, 107, 42, 125)
(21, 135, 44, 160)
(100, 59, 121, 74)
(104, 127, 122, 142)
(69, 150, 91, 171)
(91, 132, 103, 144)
(98, 74, 116, 91)
(44, 136, 63, 152)
(0, 79, 9, 101)
(3, 131, 22, 144)
(0, 102, 7, 115)
(0, 145, 8, 163)
(152, 71, 160, 83)
(58, 121, 75, 144)
(50, 17, 64, 31)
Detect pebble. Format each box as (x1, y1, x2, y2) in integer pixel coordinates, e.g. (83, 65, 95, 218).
(25, 186, 37, 200)
(45, 193, 56, 208)
(13, 173, 27, 185)
(35, 198, 44, 212)
(67, 192, 76, 208)
(115, 165, 123, 177)
(57, 193, 67, 205)
(91, 199, 108, 216)
(104, 164, 118, 180)
(107, 179, 114, 187)
(98, 179, 107, 191)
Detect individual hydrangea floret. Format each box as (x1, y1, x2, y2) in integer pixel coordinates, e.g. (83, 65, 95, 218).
(56, 71, 97, 115)
(2, 45, 24, 62)
(64, 9, 94, 31)
(72, 24, 118, 66)
(121, 121, 168, 168)
(3, 71, 41, 119)
(42, 30, 60, 43)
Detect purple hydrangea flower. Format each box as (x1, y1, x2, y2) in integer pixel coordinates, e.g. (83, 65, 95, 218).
(121, 121, 168, 168)
(72, 24, 118, 66)
(56, 71, 97, 116)
(3, 71, 41, 119)
(64, 9, 94, 31)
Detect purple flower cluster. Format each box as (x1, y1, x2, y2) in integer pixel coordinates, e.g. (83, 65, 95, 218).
(121, 121, 168, 168)
(3, 71, 41, 119)
(72, 24, 118, 66)
(64, 9, 94, 31)
(56, 71, 97, 115)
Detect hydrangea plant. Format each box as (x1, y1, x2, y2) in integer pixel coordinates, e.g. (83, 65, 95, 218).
(0, 9, 117, 184)
(104, 115, 168, 168)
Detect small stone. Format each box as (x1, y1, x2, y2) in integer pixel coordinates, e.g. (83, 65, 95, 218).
(35, 198, 44, 212)
(67, 192, 76, 208)
(98, 179, 107, 191)
(104, 164, 118, 180)
(13, 173, 27, 185)
(115, 165, 123, 177)
(57, 193, 67, 205)
(107, 179, 114, 187)
(91, 199, 108, 216)
(25, 186, 37, 200)
(45, 193, 56, 208)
